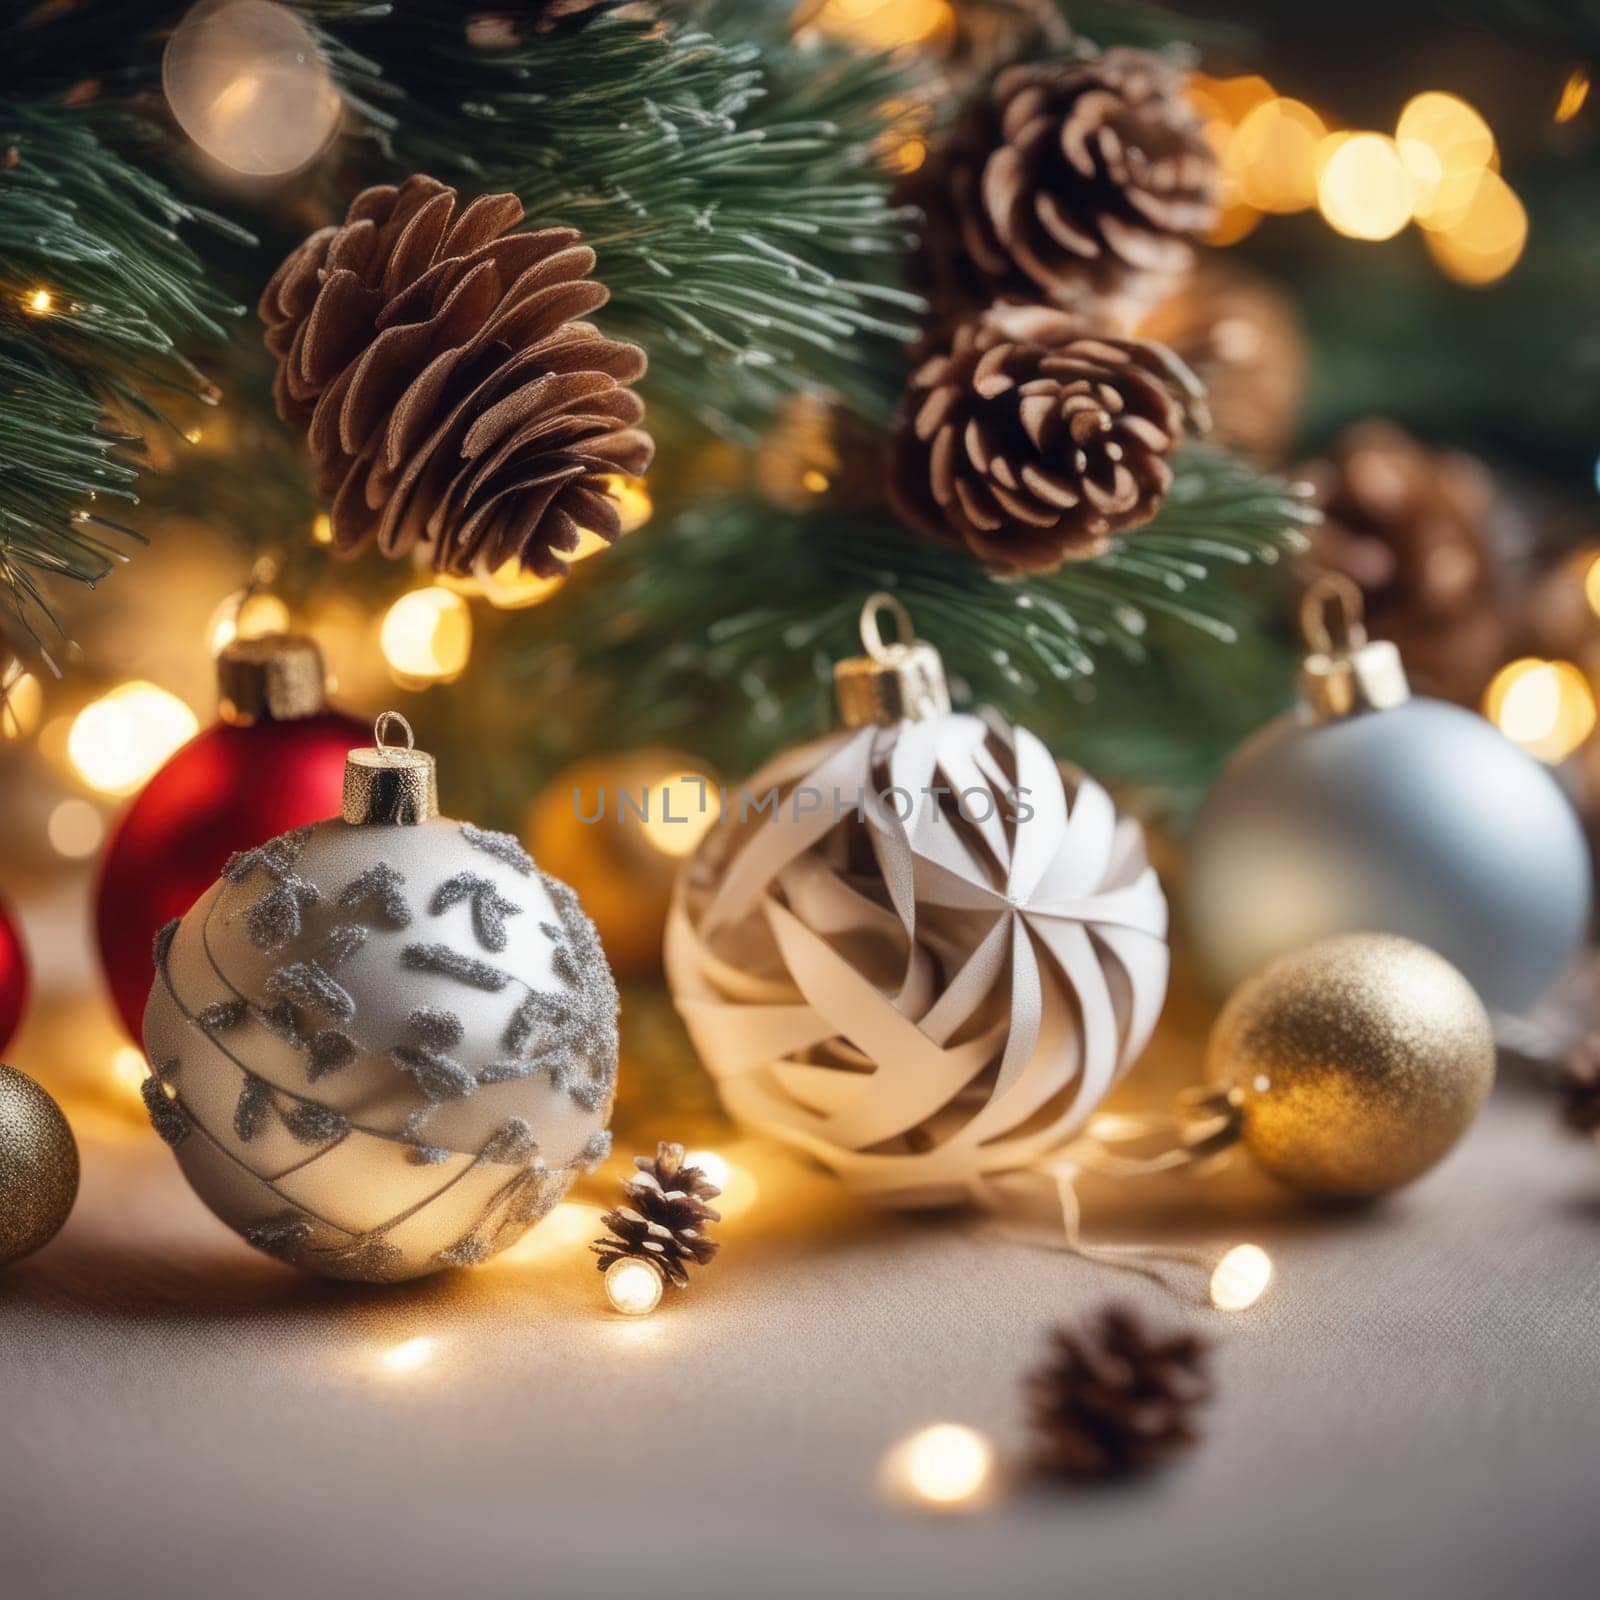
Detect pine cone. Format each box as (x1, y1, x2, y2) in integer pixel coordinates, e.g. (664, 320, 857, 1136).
(1027, 1306, 1210, 1481)
(889, 303, 1208, 572)
(1299, 421, 1507, 706)
(1562, 1033, 1600, 1138)
(591, 1142, 721, 1289)
(909, 48, 1219, 321)
(259, 174, 653, 579)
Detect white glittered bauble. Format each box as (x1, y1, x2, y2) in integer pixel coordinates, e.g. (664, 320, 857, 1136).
(142, 816, 617, 1281)
(1187, 697, 1591, 1016)
(665, 711, 1169, 1207)
(163, 0, 342, 177)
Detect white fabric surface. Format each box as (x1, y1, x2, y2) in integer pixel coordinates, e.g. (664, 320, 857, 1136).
(3, 1080, 1599, 1600)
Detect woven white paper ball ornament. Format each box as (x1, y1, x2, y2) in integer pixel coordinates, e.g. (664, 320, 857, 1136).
(141, 714, 617, 1281)
(665, 597, 1169, 1207)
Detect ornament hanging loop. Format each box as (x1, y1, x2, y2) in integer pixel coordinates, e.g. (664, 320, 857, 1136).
(1299, 572, 1368, 655)
(859, 592, 917, 663)
(373, 709, 416, 754)
(345, 709, 437, 826)
(1298, 571, 1410, 720)
(834, 591, 952, 729)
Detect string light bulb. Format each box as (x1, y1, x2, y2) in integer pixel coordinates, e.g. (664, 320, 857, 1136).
(604, 1256, 664, 1316)
(881, 1424, 997, 1511)
(1210, 1243, 1273, 1310)
(22, 287, 53, 316)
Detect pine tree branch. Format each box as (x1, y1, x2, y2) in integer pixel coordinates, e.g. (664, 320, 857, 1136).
(311, 7, 925, 438)
(508, 446, 1313, 793)
(0, 100, 245, 655)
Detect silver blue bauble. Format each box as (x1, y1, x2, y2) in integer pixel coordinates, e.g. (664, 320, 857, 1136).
(1187, 580, 1591, 1016)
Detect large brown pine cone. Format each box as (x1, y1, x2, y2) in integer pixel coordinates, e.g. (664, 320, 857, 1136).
(1028, 1306, 1210, 1481)
(889, 303, 1208, 572)
(259, 174, 653, 579)
(591, 1141, 721, 1289)
(909, 48, 1219, 322)
(1299, 421, 1507, 706)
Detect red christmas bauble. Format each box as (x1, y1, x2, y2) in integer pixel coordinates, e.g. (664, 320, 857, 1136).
(0, 894, 29, 1053)
(96, 709, 364, 1041)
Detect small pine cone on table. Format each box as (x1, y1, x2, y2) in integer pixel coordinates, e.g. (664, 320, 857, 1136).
(907, 47, 1219, 323)
(259, 174, 653, 581)
(889, 303, 1209, 573)
(591, 1142, 721, 1289)
(1028, 1306, 1210, 1481)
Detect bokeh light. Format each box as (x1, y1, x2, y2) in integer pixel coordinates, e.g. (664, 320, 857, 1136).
(1231, 97, 1326, 213)
(380, 1337, 436, 1374)
(110, 1045, 150, 1105)
(68, 682, 199, 796)
(604, 1257, 665, 1317)
(1397, 92, 1496, 231)
(2, 662, 42, 741)
(380, 587, 473, 686)
(637, 771, 718, 858)
(1424, 169, 1528, 286)
(1210, 1243, 1273, 1310)
(48, 798, 105, 859)
(1556, 68, 1590, 124)
(1485, 658, 1596, 764)
(1317, 133, 1413, 240)
(882, 1424, 997, 1510)
(799, 0, 955, 50)
(207, 588, 292, 655)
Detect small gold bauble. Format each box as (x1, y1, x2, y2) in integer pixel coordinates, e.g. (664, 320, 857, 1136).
(0, 1062, 79, 1265)
(1205, 933, 1494, 1198)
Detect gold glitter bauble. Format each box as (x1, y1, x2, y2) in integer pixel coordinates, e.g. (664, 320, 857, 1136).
(0, 1062, 79, 1265)
(1204, 934, 1494, 1198)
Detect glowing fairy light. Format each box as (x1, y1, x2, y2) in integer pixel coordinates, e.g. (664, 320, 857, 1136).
(1230, 97, 1326, 214)
(1485, 658, 1596, 764)
(1317, 134, 1413, 241)
(1396, 92, 1496, 231)
(1, 663, 42, 741)
(207, 588, 291, 655)
(881, 1424, 997, 1510)
(22, 287, 53, 315)
(311, 512, 333, 546)
(800, 0, 955, 51)
(1424, 170, 1528, 287)
(68, 682, 199, 796)
(637, 771, 718, 858)
(1556, 68, 1590, 124)
(48, 798, 105, 859)
(380, 587, 473, 685)
(380, 1337, 436, 1374)
(1210, 1244, 1273, 1310)
(110, 1045, 150, 1103)
(604, 1257, 665, 1316)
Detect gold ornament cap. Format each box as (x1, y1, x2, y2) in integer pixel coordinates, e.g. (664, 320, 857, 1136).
(343, 711, 438, 826)
(216, 632, 328, 726)
(1298, 573, 1410, 720)
(834, 592, 951, 730)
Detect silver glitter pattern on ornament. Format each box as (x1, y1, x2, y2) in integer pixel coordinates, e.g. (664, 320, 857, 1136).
(141, 816, 619, 1281)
